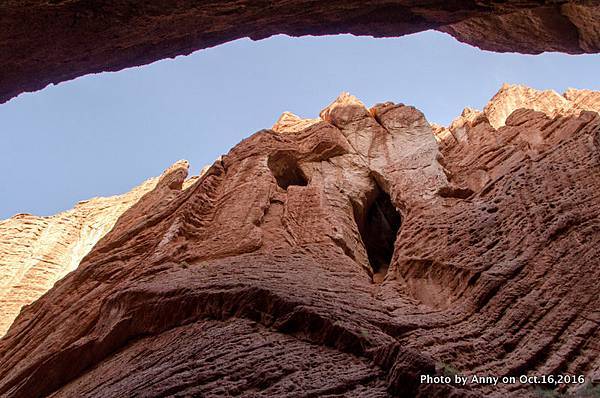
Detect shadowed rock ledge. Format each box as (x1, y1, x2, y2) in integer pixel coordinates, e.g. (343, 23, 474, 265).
(1, 1, 599, 103)
(0, 85, 598, 397)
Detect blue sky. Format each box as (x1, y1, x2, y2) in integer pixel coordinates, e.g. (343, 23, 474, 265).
(1, 30, 599, 219)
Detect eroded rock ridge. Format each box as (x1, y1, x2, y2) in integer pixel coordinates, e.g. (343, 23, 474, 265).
(0, 86, 599, 397)
(0, 161, 194, 336)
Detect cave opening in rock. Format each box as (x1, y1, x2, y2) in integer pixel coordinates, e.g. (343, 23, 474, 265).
(267, 152, 308, 190)
(354, 185, 402, 283)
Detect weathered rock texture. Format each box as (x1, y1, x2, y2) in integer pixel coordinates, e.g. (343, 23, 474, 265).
(433, 83, 600, 137)
(1, 1, 600, 104)
(0, 86, 599, 397)
(484, 84, 600, 129)
(0, 161, 195, 336)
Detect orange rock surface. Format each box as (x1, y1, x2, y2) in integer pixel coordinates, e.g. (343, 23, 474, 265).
(0, 86, 598, 397)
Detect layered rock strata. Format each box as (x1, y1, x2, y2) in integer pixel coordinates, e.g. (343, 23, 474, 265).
(1, 1, 600, 103)
(0, 161, 192, 336)
(0, 86, 599, 397)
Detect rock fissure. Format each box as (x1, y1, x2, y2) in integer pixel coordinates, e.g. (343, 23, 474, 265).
(353, 179, 402, 283)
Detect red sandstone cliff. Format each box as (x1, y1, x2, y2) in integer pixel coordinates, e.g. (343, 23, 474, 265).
(0, 86, 599, 397)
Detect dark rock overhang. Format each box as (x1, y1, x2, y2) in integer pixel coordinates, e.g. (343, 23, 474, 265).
(1, 1, 599, 104)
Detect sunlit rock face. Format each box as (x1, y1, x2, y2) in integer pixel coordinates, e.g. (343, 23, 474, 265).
(0, 86, 599, 397)
(0, 161, 192, 336)
(483, 84, 600, 129)
(1, 1, 599, 103)
(433, 84, 600, 136)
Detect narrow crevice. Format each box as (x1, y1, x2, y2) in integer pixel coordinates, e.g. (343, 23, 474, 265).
(267, 152, 308, 190)
(353, 180, 402, 283)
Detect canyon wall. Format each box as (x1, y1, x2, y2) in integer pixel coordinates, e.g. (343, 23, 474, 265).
(0, 161, 197, 336)
(0, 86, 598, 397)
(1, 1, 599, 103)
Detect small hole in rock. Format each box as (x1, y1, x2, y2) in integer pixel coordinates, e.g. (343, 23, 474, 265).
(438, 185, 474, 199)
(353, 183, 402, 283)
(267, 152, 308, 190)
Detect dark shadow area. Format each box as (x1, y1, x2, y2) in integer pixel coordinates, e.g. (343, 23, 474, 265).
(353, 184, 402, 282)
(267, 152, 308, 190)
(437, 185, 474, 199)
